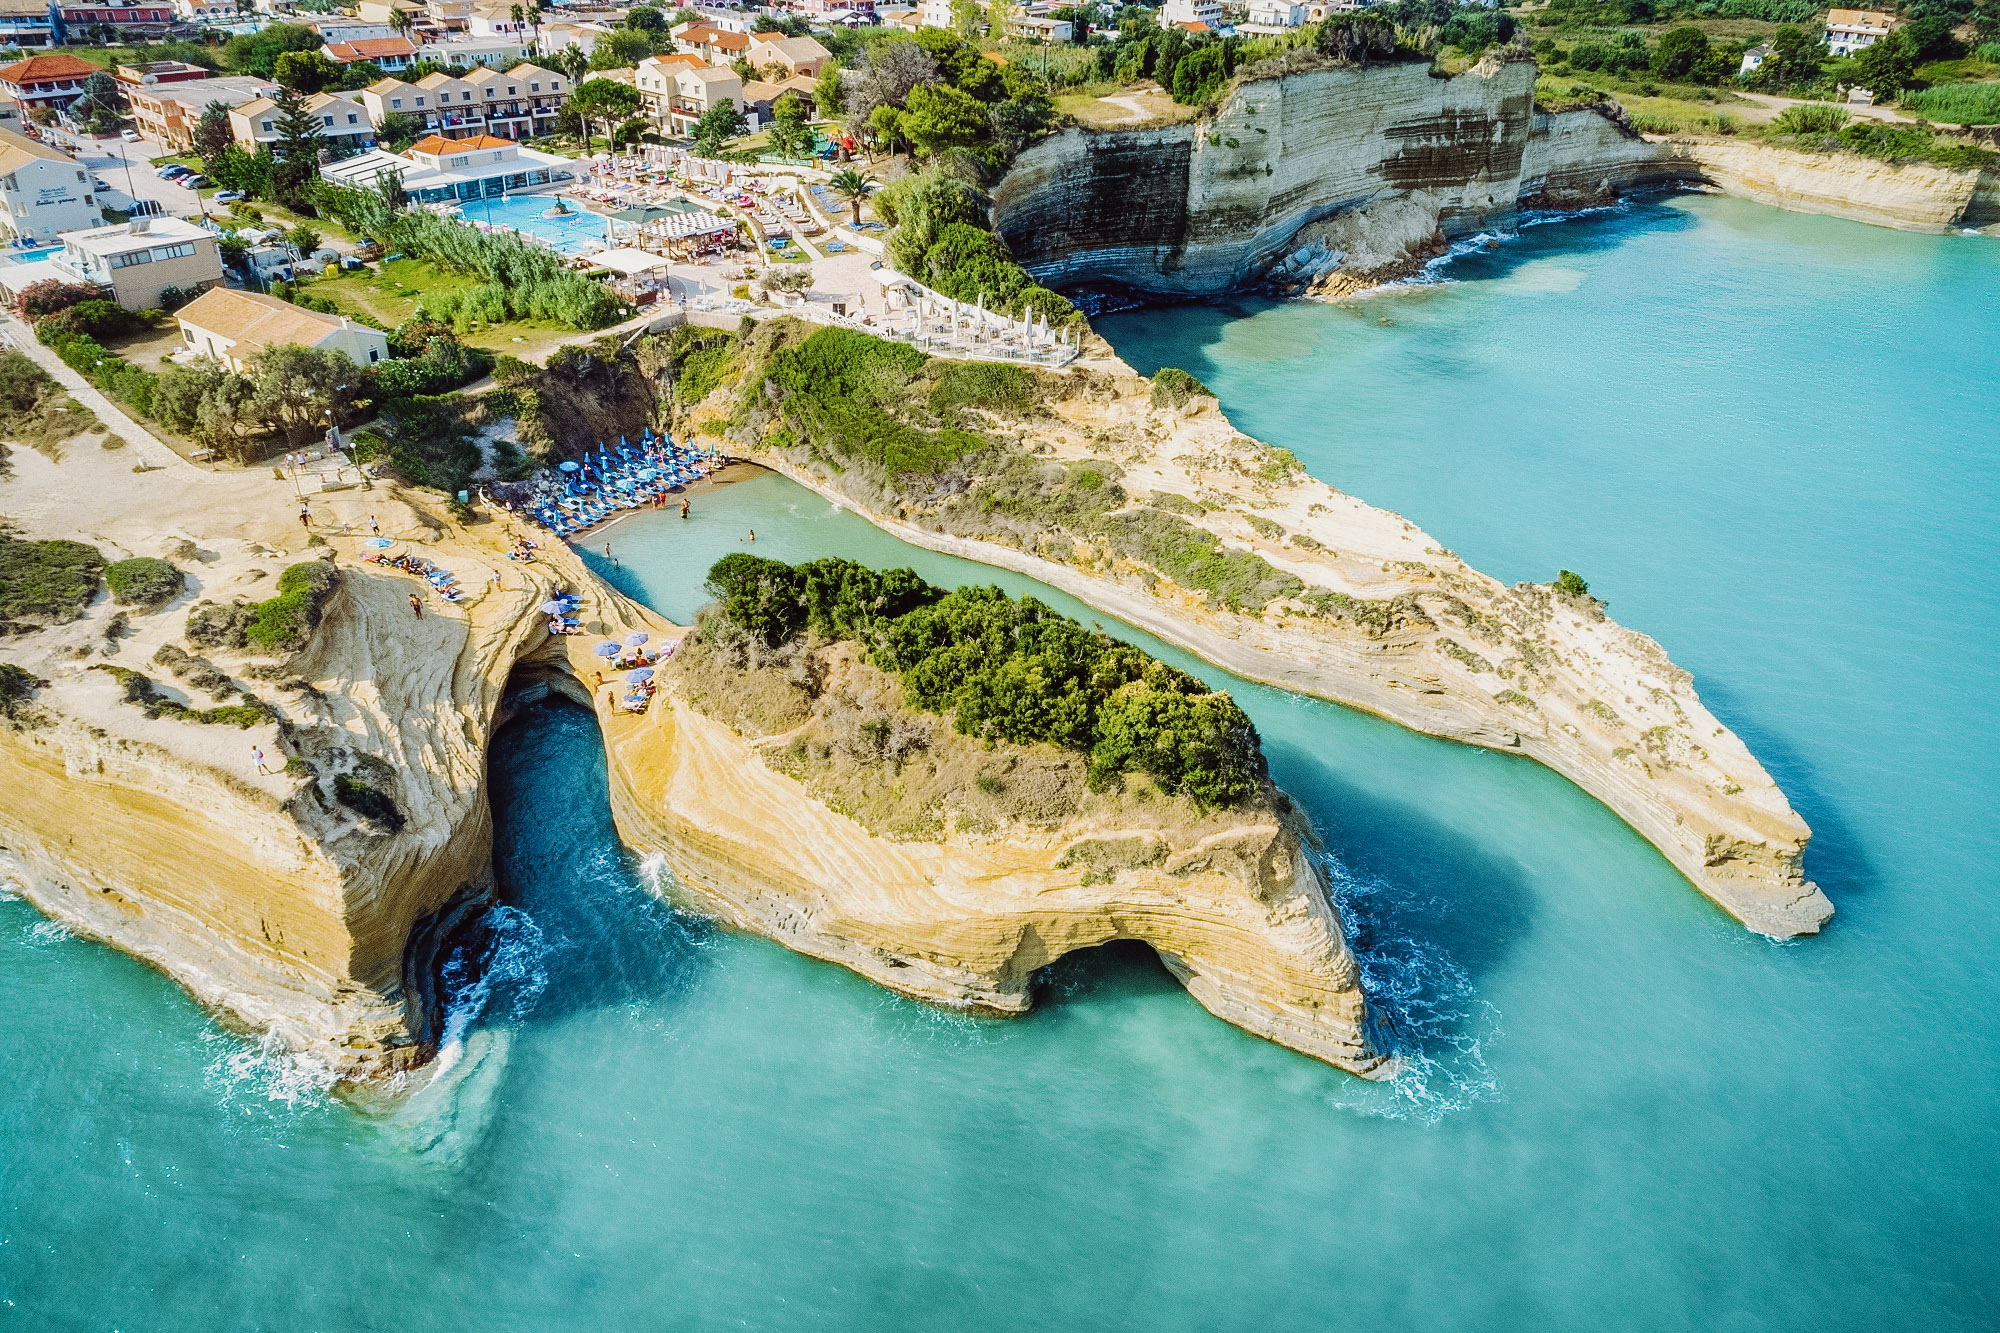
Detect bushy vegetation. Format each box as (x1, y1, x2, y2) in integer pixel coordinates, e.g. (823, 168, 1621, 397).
(93, 664, 274, 728)
(244, 562, 339, 652)
(32, 299, 146, 347)
(1906, 81, 2000, 124)
(1555, 569, 1590, 597)
(315, 183, 626, 332)
(0, 661, 45, 721)
(0, 534, 104, 631)
(761, 325, 990, 479)
(1774, 102, 1850, 134)
(333, 773, 404, 831)
(0, 351, 93, 454)
(104, 557, 184, 609)
(1150, 368, 1212, 408)
(839, 27, 1054, 162)
(875, 169, 1077, 325)
(704, 555, 1266, 806)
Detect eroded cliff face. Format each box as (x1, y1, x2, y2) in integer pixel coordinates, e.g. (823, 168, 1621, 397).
(1671, 138, 2000, 232)
(519, 624, 1383, 1076)
(993, 56, 1682, 295)
(712, 350, 1831, 939)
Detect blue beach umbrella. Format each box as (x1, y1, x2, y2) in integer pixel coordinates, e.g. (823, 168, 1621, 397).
(594, 641, 622, 658)
(626, 667, 654, 682)
(623, 631, 649, 647)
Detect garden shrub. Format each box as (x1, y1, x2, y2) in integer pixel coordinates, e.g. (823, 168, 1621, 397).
(104, 557, 184, 608)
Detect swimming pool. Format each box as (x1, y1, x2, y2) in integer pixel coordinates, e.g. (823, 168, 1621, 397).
(455, 194, 608, 254)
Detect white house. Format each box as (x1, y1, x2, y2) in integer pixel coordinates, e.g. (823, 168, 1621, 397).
(1241, 0, 1305, 32)
(424, 34, 534, 69)
(0, 127, 96, 244)
(1158, 0, 1223, 27)
(1823, 7, 1895, 57)
(0, 216, 223, 311)
(175, 287, 390, 372)
(1739, 42, 1770, 75)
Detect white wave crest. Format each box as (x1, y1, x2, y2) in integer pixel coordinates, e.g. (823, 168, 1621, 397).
(1314, 850, 1504, 1124)
(434, 904, 549, 1072)
(201, 1028, 339, 1115)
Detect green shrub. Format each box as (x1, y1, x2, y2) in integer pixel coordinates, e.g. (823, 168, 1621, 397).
(0, 534, 104, 628)
(0, 661, 46, 720)
(763, 326, 988, 479)
(1150, 367, 1211, 407)
(928, 361, 1037, 413)
(1904, 82, 2000, 125)
(185, 599, 257, 649)
(104, 557, 184, 608)
(1773, 103, 1849, 134)
(244, 561, 339, 651)
(706, 555, 1266, 806)
(333, 773, 404, 830)
(92, 664, 274, 727)
(1555, 569, 1589, 597)
(34, 299, 145, 346)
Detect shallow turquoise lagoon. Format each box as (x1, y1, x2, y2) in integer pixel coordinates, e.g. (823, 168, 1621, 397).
(3, 195, 1996, 1328)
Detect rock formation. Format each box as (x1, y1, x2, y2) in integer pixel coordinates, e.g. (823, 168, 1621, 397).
(994, 55, 1683, 297)
(1669, 138, 2000, 232)
(708, 336, 1832, 939)
(0, 433, 1381, 1079)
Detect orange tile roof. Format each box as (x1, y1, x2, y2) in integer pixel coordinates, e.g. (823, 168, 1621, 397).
(408, 132, 513, 153)
(324, 37, 418, 62)
(176, 288, 348, 360)
(0, 53, 103, 84)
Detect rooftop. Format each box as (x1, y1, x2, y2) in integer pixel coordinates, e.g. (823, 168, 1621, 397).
(0, 125, 71, 170)
(127, 75, 276, 107)
(409, 132, 514, 152)
(324, 37, 419, 61)
(175, 287, 352, 359)
(1825, 7, 1895, 25)
(61, 215, 211, 257)
(0, 54, 102, 84)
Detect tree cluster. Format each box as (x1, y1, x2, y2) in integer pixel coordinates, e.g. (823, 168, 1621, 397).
(704, 555, 1267, 806)
(840, 28, 1052, 161)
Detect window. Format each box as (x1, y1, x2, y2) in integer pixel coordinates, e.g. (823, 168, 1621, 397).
(484, 87, 492, 97)
(391, 96, 402, 107)
(415, 96, 425, 105)
(461, 91, 471, 100)
(506, 85, 515, 94)
(261, 119, 273, 131)
(322, 115, 333, 125)
(368, 347, 379, 362)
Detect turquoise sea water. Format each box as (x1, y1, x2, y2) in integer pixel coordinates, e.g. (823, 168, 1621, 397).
(4, 195, 1997, 1328)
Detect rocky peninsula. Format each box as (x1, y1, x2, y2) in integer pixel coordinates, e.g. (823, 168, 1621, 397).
(0, 403, 1379, 1080)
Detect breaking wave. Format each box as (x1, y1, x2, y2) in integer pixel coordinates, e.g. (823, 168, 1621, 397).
(1314, 850, 1504, 1124)
(434, 905, 550, 1075)
(202, 1028, 339, 1116)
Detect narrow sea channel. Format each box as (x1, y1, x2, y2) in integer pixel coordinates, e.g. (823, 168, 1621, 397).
(2, 194, 1994, 1328)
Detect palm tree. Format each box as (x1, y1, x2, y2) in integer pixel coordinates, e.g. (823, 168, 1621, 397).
(826, 167, 874, 226)
(389, 5, 414, 39)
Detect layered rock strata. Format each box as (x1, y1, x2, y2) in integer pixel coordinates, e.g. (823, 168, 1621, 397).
(1, 442, 1380, 1076)
(1670, 138, 2000, 232)
(994, 55, 1684, 297)
(719, 353, 1832, 938)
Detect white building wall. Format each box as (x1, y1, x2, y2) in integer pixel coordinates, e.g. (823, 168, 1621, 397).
(0, 157, 97, 243)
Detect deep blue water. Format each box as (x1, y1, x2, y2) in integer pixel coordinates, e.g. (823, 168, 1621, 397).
(2, 194, 1996, 1329)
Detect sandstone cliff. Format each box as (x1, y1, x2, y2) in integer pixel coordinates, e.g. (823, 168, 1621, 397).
(1669, 137, 2000, 232)
(993, 55, 1683, 296)
(1, 424, 1381, 1078)
(708, 340, 1831, 939)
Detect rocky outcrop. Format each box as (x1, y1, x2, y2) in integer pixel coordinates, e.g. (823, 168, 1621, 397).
(993, 55, 1684, 297)
(1671, 138, 2000, 232)
(522, 630, 1384, 1076)
(719, 350, 1832, 940)
(0, 440, 1381, 1078)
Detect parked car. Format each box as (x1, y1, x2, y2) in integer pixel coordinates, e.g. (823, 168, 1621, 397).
(213, 189, 243, 203)
(182, 175, 211, 189)
(157, 165, 191, 179)
(119, 128, 139, 142)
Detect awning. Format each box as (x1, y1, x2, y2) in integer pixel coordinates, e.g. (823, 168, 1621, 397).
(592, 247, 671, 276)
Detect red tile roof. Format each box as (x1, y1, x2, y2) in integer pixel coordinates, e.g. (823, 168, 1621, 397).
(409, 132, 513, 153)
(0, 54, 104, 84)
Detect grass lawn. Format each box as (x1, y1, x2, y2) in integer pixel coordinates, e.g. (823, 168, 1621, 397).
(303, 258, 590, 360)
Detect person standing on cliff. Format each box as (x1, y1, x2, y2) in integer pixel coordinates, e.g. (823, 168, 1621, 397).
(409, 592, 423, 619)
(251, 744, 269, 776)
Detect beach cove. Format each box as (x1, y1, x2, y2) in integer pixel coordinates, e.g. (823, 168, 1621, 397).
(2, 193, 1997, 1327)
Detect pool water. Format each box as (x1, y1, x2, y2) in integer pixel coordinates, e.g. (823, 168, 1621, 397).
(456, 194, 609, 253)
